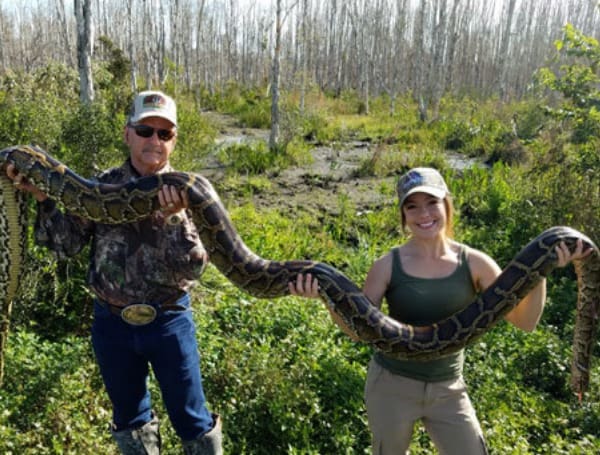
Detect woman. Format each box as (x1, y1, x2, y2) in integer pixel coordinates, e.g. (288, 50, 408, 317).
(289, 167, 589, 454)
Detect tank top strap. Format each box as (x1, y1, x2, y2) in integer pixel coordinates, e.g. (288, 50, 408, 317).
(456, 243, 476, 290)
(390, 246, 404, 278)
(458, 243, 466, 264)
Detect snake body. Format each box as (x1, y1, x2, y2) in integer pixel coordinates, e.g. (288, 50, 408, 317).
(0, 145, 599, 395)
(0, 171, 27, 385)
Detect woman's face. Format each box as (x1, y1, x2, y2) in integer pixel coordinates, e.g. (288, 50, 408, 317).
(402, 192, 447, 238)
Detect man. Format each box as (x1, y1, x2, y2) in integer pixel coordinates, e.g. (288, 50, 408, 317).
(6, 91, 222, 455)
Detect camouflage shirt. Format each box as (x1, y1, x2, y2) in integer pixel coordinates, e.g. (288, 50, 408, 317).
(34, 159, 208, 306)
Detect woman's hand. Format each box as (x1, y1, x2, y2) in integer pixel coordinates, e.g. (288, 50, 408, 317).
(555, 239, 593, 267)
(290, 272, 361, 341)
(288, 273, 320, 298)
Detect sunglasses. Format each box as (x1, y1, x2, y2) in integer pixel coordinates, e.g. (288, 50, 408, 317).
(130, 124, 176, 141)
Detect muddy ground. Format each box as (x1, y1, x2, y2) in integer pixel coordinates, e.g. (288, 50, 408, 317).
(200, 112, 397, 216)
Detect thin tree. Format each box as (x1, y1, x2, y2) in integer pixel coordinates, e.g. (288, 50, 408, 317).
(299, 0, 309, 113)
(270, 0, 284, 151)
(270, 0, 300, 151)
(55, 0, 73, 67)
(75, 0, 94, 104)
(497, 0, 517, 101)
(430, 0, 448, 119)
(126, 0, 137, 93)
(444, 0, 461, 93)
(413, 0, 428, 121)
(0, 3, 6, 71)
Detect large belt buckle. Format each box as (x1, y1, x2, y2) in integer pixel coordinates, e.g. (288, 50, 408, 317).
(121, 303, 157, 326)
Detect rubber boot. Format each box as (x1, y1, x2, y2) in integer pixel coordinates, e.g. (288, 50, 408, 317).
(111, 414, 161, 455)
(181, 414, 223, 455)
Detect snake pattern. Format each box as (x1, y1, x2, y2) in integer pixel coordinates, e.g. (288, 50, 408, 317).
(0, 145, 598, 396)
(0, 171, 27, 385)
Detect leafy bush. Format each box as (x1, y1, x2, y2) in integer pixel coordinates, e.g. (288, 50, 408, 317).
(438, 119, 476, 150)
(217, 141, 280, 174)
(208, 82, 272, 129)
(60, 102, 127, 175)
(0, 65, 78, 150)
(216, 140, 310, 176)
(170, 103, 218, 172)
(536, 24, 600, 144)
(1, 55, 599, 453)
(0, 331, 111, 453)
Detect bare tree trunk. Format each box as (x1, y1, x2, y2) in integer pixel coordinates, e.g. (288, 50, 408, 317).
(334, 2, 347, 97)
(430, 0, 448, 119)
(363, 0, 374, 115)
(95, 0, 108, 39)
(158, 1, 167, 84)
(0, 2, 6, 71)
(326, 0, 337, 94)
(171, 0, 181, 89)
(299, 0, 309, 113)
(55, 0, 73, 67)
(347, 0, 368, 114)
(414, 0, 428, 122)
(195, 0, 206, 102)
(497, 0, 517, 101)
(269, 0, 282, 151)
(374, 0, 395, 115)
(126, 0, 137, 93)
(75, 0, 94, 104)
(225, 0, 239, 82)
(444, 0, 460, 93)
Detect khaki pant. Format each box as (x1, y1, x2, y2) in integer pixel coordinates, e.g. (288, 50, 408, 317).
(364, 359, 488, 455)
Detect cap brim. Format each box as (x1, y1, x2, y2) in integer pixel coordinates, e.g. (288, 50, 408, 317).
(131, 112, 176, 127)
(400, 186, 447, 205)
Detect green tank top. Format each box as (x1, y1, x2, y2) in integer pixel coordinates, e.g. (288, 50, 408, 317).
(373, 244, 477, 382)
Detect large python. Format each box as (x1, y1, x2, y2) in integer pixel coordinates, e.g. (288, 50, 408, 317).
(0, 145, 598, 396)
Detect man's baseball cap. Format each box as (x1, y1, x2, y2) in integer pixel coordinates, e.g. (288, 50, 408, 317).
(129, 90, 177, 127)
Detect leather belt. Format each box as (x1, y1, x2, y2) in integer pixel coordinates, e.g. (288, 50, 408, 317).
(100, 292, 187, 326)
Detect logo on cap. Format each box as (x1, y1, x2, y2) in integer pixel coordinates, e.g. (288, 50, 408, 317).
(142, 94, 167, 109)
(401, 170, 425, 193)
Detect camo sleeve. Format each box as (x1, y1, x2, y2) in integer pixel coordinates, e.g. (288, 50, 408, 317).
(34, 199, 94, 259)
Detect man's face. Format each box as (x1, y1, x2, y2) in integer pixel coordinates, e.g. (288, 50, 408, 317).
(124, 116, 177, 176)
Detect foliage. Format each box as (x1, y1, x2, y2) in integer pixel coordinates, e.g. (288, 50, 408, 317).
(60, 102, 127, 175)
(169, 104, 218, 173)
(195, 276, 371, 454)
(217, 139, 311, 176)
(0, 331, 111, 453)
(11, 235, 93, 339)
(353, 143, 449, 178)
(536, 23, 600, 146)
(433, 96, 533, 165)
(203, 82, 271, 129)
(1, 35, 600, 453)
(0, 64, 78, 151)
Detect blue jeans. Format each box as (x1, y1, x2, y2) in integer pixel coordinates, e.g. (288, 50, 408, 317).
(91, 294, 214, 441)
